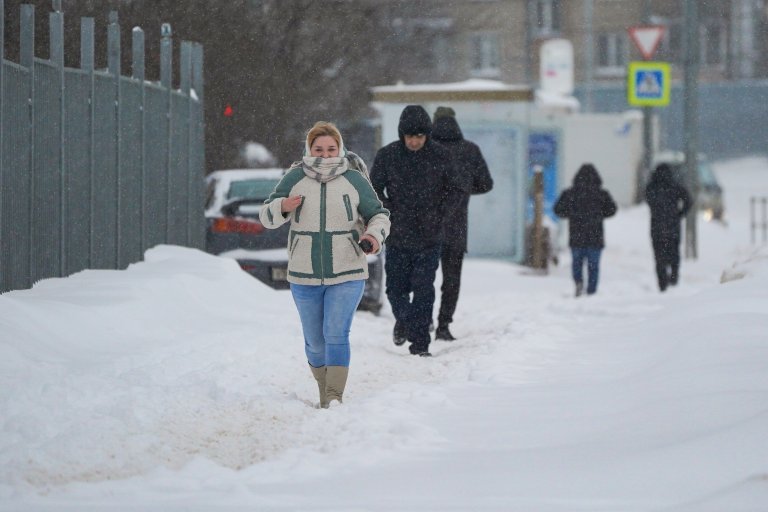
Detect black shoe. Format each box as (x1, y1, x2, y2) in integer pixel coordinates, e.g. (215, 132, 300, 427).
(393, 321, 407, 346)
(575, 281, 584, 297)
(410, 349, 432, 357)
(435, 324, 456, 341)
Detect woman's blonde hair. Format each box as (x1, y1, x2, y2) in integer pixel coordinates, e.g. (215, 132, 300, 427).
(306, 121, 342, 149)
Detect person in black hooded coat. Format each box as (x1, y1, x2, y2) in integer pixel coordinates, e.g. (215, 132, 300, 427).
(430, 107, 493, 341)
(645, 163, 692, 291)
(370, 105, 463, 356)
(554, 163, 617, 296)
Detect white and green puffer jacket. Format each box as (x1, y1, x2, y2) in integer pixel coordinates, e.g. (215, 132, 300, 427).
(259, 166, 390, 286)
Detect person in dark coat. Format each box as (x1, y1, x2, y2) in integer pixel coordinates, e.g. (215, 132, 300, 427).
(554, 163, 617, 296)
(370, 105, 462, 357)
(430, 107, 494, 341)
(644, 163, 692, 291)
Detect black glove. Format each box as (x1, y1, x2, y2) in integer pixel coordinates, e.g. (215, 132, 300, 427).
(358, 239, 373, 253)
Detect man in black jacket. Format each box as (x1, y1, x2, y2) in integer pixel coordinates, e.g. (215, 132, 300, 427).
(554, 163, 617, 297)
(430, 107, 493, 341)
(370, 105, 461, 357)
(645, 163, 692, 291)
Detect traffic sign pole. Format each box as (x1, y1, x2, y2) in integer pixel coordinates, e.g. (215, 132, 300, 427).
(628, 18, 665, 202)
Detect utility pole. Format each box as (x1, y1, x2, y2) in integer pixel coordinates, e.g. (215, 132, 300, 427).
(683, 0, 700, 259)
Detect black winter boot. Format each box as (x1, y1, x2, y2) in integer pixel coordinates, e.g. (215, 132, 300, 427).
(393, 321, 407, 346)
(435, 323, 456, 341)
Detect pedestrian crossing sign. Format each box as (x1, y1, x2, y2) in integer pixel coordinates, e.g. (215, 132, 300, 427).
(627, 61, 671, 107)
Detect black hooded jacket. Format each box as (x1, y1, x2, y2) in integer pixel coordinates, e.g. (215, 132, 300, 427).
(370, 106, 462, 249)
(554, 164, 617, 248)
(645, 164, 692, 239)
(431, 116, 494, 251)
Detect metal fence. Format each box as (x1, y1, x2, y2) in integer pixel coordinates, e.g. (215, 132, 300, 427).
(575, 80, 768, 161)
(0, 2, 205, 293)
(751, 197, 768, 245)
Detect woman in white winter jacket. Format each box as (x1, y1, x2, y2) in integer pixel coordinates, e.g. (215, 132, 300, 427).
(260, 122, 390, 408)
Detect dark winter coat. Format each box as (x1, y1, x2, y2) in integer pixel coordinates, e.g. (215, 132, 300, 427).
(645, 164, 692, 240)
(431, 116, 494, 252)
(554, 164, 617, 248)
(370, 106, 462, 250)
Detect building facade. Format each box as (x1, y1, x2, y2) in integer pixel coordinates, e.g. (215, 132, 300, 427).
(368, 0, 766, 87)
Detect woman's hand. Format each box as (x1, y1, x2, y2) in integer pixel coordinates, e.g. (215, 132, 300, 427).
(281, 195, 303, 213)
(359, 234, 379, 254)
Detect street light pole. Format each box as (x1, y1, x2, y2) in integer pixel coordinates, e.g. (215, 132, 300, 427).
(683, 0, 700, 259)
(583, 0, 594, 112)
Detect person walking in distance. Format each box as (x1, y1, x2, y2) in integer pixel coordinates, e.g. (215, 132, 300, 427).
(370, 105, 462, 357)
(644, 163, 692, 291)
(430, 107, 493, 341)
(260, 122, 390, 407)
(554, 163, 617, 296)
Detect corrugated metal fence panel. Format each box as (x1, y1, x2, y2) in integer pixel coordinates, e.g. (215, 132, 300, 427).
(1, 30, 202, 293)
(188, 98, 205, 249)
(168, 92, 189, 246)
(143, 85, 169, 250)
(64, 70, 93, 275)
(1, 62, 32, 291)
(118, 77, 143, 266)
(575, 81, 768, 159)
(91, 72, 118, 269)
(32, 61, 62, 282)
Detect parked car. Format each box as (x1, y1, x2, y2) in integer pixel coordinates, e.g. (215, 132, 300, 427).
(651, 151, 725, 221)
(204, 168, 384, 314)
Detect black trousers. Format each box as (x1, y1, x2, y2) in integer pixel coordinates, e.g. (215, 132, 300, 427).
(385, 244, 441, 352)
(652, 234, 681, 291)
(438, 243, 464, 326)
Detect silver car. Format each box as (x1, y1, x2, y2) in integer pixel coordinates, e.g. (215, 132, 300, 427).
(651, 151, 725, 221)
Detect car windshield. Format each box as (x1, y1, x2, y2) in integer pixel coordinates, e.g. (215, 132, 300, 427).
(666, 161, 718, 188)
(226, 179, 280, 202)
(698, 161, 717, 186)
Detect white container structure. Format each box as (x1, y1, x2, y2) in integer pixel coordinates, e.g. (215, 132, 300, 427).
(370, 79, 646, 262)
(371, 79, 534, 261)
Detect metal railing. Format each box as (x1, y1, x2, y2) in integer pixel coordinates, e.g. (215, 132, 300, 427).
(0, 1, 205, 293)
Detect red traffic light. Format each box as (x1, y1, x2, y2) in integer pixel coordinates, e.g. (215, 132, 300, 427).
(223, 104, 234, 117)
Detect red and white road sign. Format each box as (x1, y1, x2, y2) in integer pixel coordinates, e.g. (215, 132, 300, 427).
(628, 25, 665, 60)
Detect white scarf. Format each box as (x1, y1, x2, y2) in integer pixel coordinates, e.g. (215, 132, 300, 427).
(301, 156, 349, 183)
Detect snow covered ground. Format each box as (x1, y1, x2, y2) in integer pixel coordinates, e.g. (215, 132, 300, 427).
(1, 157, 767, 511)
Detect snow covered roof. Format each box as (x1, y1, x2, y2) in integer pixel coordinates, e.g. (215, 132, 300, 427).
(371, 79, 533, 103)
(534, 89, 581, 112)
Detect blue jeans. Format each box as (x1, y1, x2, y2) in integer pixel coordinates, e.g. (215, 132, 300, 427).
(384, 244, 441, 351)
(571, 247, 602, 294)
(290, 280, 365, 368)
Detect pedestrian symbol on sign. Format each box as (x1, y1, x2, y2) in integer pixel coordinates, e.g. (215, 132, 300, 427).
(636, 70, 663, 98)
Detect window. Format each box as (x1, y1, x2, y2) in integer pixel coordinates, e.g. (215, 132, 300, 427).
(433, 33, 451, 76)
(658, 19, 725, 67)
(663, 23, 683, 63)
(597, 32, 626, 71)
(701, 21, 725, 66)
(535, 0, 561, 34)
(469, 32, 501, 77)
(227, 179, 281, 202)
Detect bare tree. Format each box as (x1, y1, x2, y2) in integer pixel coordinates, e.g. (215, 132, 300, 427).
(2, 0, 405, 169)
